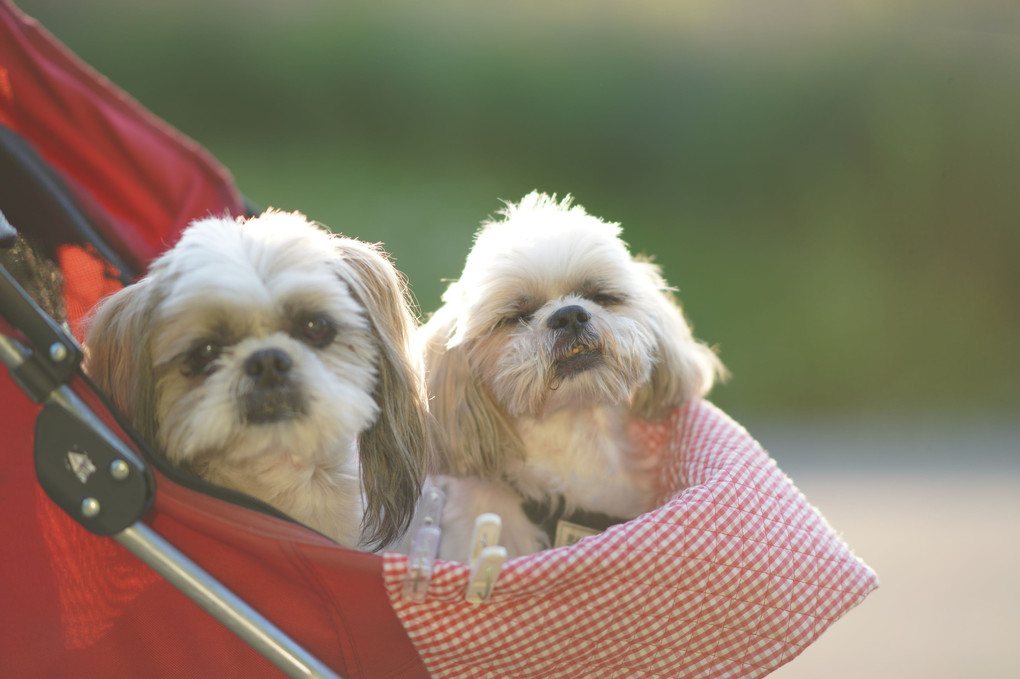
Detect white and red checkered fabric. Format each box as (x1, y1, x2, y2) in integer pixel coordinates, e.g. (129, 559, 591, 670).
(383, 400, 878, 678)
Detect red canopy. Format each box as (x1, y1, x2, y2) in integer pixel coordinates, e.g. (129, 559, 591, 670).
(0, 1, 426, 676)
(0, 0, 245, 276)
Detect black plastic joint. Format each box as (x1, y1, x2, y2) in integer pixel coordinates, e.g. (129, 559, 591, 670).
(34, 397, 154, 536)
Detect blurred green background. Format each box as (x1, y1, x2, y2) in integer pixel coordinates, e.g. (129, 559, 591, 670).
(16, 0, 1019, 424)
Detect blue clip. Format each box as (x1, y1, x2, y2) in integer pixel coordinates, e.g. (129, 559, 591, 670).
(401, 484, 445, 603)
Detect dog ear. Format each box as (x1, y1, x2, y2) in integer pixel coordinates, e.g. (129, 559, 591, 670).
(418, 303, 523, 478)
(82, 278, 161, 444)
(331, 239, 432, 550)
(629, 260, 726, 421)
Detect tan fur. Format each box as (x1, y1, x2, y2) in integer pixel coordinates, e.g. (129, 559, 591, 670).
(417, 305, 522, 477)
(331, 238, 433, 546)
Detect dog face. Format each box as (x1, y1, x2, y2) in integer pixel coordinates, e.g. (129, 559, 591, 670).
(419, 192, 724, 476)
(85, 210, 430, 548)
(147, 218, 382, 470)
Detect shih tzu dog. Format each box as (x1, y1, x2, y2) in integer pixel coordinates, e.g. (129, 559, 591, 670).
(84, 210, 430, 550)
(419, 192, 725, 560)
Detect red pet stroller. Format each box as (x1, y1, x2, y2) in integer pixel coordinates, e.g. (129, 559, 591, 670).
(0, 3, 877, 677)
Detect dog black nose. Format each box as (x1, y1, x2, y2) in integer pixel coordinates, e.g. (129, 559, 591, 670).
(546, 305, 591, 333)
(244, 349, 292, 387)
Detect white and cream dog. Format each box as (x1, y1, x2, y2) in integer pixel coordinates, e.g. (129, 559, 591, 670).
(419, 192, 724, 559)
(85, 210, 430, 550)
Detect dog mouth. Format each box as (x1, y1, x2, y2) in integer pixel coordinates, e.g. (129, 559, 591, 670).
(552, 342, 604, 378)
(242, 388, 308, 425)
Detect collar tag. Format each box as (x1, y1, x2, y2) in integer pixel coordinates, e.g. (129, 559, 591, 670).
(553, 519, 601, 548)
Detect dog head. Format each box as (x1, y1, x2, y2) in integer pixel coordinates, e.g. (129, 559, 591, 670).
(419, 192, 724, 475)
(85, 210, 430, 548)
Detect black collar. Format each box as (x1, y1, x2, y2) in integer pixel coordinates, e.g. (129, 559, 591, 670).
(520, 492, 628, 548)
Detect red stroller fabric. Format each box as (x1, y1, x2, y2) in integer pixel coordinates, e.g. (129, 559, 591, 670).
(0, 2, 877, 677)
(0, 0, 245, 279)
(0, 358, 428, 678)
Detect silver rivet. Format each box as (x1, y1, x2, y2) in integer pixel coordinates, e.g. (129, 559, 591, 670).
(49, 343, 68, 363)
(110, 459, 131, 481)
(81, 497, 101, 518)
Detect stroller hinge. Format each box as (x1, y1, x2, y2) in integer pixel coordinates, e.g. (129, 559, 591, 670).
(0, 332, 75, 402)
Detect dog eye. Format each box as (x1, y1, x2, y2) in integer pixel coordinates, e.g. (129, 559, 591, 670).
(590, 292, 624, 306)
(296, 314, 337, 348)
(184, 342, 222, 376)
(497, 309, 535, 329)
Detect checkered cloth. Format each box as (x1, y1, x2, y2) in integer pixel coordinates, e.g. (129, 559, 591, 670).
(383, 400, 878, 678)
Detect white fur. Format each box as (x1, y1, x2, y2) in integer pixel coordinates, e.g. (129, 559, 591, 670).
(85, 210, 430, 550)
(418, 192, 724, 560)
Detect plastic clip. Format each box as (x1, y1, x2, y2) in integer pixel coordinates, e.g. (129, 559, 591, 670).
(465, 513, 506, 604)
(401, 484, 445, 603)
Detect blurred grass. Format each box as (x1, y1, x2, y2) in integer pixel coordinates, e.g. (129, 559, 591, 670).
(15, 0, 1020, 421)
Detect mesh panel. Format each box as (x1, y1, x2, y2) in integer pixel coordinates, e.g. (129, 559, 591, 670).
(57, 243, 123, 341)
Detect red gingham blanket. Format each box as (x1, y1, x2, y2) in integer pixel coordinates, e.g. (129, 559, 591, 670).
(383, 399, 878, 678)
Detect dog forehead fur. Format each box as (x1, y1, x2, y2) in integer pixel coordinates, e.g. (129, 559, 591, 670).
(157, 211, 354, 307)
(148, 213, 368, 355)
(460, 194, 630, 293)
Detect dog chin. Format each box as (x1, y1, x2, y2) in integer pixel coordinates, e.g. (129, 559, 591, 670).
(545, 374, 630, 414)
(494, 359, 639, 418)
(164, 413, 301, 464)
(230, 414, 327, 456)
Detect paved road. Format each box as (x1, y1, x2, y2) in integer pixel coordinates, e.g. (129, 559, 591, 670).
(768, 472, 1020, 678)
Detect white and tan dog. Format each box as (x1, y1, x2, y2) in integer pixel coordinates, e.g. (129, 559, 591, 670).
(420, 192, 724, 559)
(85, 210, 430, 550)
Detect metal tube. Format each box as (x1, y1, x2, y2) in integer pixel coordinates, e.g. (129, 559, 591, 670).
(115, 523, 342, 679)
(0, 332, 26, 370)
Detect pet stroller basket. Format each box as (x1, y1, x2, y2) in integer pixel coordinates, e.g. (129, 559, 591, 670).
(0, 3, 878, 677)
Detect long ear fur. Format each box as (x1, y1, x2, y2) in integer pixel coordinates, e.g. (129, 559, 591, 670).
(629, 260, 727, 421)
(332, 239, 432, 549)
(82, 278, 161, 444)
(417, 303, 522, 477)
